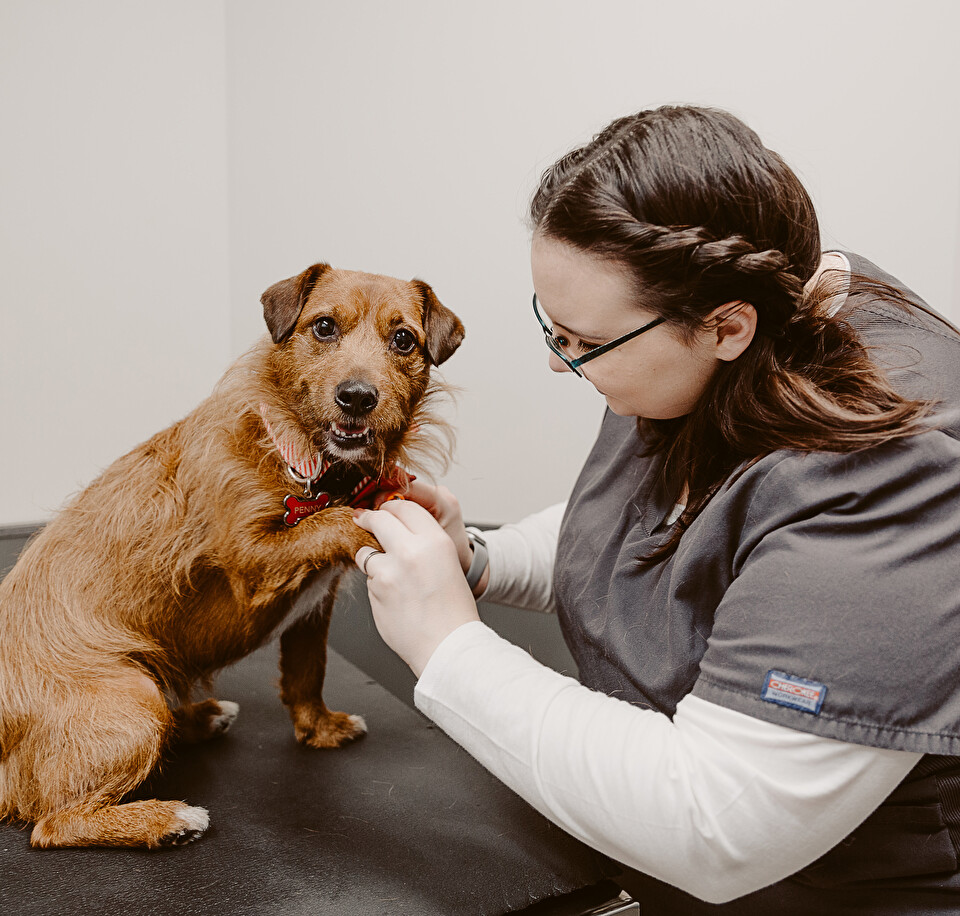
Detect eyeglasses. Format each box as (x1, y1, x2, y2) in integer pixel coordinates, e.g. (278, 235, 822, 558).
(532, 293, 666, 377)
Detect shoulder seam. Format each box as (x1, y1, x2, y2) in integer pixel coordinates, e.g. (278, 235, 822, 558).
(848, 304, 960, 345)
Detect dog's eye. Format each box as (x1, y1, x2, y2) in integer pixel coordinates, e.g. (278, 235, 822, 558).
(312, 317, 338, 341)
(391, 328, 417, 354)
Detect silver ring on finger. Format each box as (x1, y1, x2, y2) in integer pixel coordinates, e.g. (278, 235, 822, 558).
(357, 545, 385, 577)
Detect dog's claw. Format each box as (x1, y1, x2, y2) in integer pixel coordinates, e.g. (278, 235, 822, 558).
(158, 805, 209, 848)
(162, 828, 205, 847)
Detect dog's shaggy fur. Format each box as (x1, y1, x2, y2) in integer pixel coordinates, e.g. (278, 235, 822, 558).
(0, 263, 464, 848)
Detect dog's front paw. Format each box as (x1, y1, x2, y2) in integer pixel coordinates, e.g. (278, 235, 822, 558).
(342, 526, 383, 565)
(291, 704, 368, 749)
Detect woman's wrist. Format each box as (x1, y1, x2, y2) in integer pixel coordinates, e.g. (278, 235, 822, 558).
(463, 527, 490, 597)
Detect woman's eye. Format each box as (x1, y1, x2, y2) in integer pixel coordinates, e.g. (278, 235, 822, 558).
(392, 328, 417, 354)
(312, 317, 338, 340)
(554, 334, 570, 348)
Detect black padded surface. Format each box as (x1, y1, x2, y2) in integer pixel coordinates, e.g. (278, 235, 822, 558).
(0, 643, 614, 915)
(329, 568, 579, 712)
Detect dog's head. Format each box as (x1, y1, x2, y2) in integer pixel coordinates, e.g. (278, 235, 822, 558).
(260, 263, 464, 471)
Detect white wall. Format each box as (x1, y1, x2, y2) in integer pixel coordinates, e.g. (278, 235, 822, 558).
(225, 0, 960, 524)
(0, 1, 230, 525)
(3, 0, 959, 527)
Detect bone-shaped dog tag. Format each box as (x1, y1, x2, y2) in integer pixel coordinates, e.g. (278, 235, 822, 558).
(282, 492, 331, 527)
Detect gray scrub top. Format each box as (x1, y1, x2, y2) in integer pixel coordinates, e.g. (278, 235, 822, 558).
(555, 254, 960, 906)
(555, 253, 960, 755)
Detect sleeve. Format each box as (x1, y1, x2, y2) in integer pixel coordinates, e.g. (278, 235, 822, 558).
(415, 621, 920, 904)
(692, 432, 960, 755)
(478, 502, 565, 613)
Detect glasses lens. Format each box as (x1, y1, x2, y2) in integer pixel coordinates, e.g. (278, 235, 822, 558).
(532, 293, 582, 376)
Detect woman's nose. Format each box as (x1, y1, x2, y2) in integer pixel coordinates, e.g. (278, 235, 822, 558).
(548, 351, 572, 374)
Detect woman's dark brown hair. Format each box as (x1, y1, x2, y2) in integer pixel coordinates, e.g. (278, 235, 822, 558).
(530, 105, 933, 562)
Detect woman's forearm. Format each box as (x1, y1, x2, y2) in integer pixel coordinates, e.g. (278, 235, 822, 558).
(415, 621, 920, 904)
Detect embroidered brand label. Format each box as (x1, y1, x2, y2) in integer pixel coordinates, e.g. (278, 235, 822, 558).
(761, 670, 827, 715)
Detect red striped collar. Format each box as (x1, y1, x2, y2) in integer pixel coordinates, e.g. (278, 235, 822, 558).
(258, 405, 412, 525)
(259, 404, 327, 486)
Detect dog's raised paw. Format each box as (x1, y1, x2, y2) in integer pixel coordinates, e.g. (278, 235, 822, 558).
(159, 806, 210, 848)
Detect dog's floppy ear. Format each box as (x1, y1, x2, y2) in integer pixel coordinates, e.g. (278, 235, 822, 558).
(261, 262, 331, 344)
(412, 280, 465, 366)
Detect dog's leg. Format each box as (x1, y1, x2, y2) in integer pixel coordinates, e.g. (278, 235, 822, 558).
(32, 800, 209, 849)
(171, 698, 240, 743)
(279, 587, 367, 749)
(26, 670, 209, 849)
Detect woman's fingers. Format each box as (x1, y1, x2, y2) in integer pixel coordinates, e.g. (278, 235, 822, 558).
(398, 480, 463, 525)
(351, 496, 480, 677)
(353, 500, 447, 553)
(376, 497, 450, 534)
(352, 505, 410, 553)
(371, 478, 436, 512)
(355, 544, 386, 577)
(374, 482, 475, 573)
(403, 478, 443, 509)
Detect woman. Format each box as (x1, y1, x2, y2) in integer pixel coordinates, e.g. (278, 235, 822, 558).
(353, 106, 960, 912)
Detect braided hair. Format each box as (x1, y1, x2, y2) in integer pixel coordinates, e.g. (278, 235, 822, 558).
(530, 106, 932, 563)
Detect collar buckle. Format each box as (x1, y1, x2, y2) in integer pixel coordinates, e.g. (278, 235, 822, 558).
(286, 464, 322, 497)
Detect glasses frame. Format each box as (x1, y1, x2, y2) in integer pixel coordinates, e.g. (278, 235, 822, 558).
(533, 293, 666, 377)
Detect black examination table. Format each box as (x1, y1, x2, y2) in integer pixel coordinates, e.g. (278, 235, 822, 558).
(0, 568, 628, 915)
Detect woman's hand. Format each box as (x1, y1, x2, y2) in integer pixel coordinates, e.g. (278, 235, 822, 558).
(376, 479, 474, 574)
(353, 499, 481, 677)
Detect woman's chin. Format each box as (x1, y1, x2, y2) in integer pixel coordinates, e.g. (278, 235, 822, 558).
(603, 396, 639, 417)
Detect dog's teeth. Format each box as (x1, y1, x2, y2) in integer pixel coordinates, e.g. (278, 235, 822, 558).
(333, 424, 369, 439)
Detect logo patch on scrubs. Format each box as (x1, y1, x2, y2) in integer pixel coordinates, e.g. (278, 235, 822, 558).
(761, 670, 827, 715)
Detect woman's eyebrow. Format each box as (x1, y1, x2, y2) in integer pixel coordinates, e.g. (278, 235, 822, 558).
(551, 319, 604, 342)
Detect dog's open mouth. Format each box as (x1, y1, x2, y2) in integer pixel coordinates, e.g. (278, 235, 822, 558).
(329, 421, 373, 450)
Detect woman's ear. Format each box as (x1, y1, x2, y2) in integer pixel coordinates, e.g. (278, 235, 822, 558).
(710, 301, 757, 362)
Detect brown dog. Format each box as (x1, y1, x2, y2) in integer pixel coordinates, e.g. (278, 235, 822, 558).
(0, 263, 464, 848)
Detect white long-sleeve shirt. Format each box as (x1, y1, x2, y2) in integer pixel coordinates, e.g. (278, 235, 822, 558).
(414, 504, 920, 904)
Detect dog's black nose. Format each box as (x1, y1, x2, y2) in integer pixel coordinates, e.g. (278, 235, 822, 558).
(335, 380, 379, 416)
